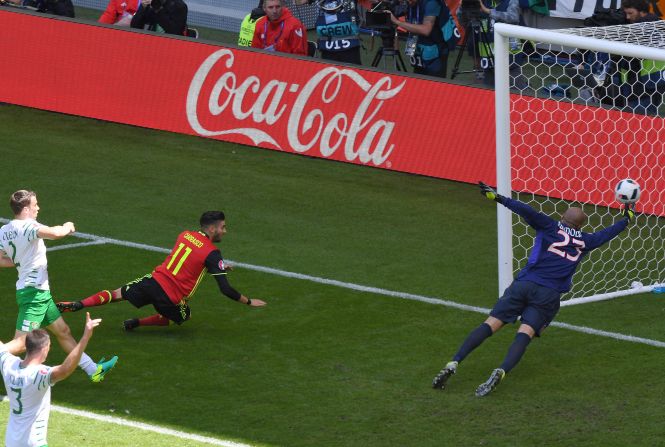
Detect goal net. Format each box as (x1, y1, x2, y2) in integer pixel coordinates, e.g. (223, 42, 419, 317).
(493, 22, 665, 305)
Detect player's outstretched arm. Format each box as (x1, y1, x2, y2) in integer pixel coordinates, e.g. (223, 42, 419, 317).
(478, 181, 504, 202)
(241, 295, 267, 307)
(37, 222, 76, 240)
(50, 312, 101, 384)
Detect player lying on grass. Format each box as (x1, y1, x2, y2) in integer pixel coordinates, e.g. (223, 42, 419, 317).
(0, 190, 117, 383)
(432, 182, 635, 397)
(57, 211, 266, 330)
(1, 312, 102, 447)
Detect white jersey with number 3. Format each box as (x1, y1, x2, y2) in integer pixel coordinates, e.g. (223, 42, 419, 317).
(0, 349, 53, 447)
(0, 219, 49, 291)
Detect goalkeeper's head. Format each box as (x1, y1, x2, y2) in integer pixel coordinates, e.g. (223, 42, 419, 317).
(561, 207, 587, 230)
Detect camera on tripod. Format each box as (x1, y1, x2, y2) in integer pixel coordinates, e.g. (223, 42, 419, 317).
(459, 0, 485, 24)
(364, 0, 407, 31)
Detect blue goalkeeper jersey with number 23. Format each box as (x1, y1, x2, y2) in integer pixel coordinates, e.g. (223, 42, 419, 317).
(500, 198, 629, 293)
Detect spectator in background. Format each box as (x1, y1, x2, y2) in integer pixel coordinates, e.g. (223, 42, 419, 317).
(622, 0, 660, 21)
(130, 0, 187, 35)
(99, 0, 141, 26)
(251, 0, 308, 55)
(294, 0, 375, 64)
(239, 0, 266, 47)
(4, 0, 75, 17)
(390, 0, 446, 77)
(587, 0, 664, 114)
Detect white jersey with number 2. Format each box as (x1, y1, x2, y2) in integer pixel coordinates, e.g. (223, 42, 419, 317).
(0, 349, 53, 447)
(0, 219, 49, 291)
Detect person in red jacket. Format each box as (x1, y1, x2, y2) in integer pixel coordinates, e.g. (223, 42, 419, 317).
(251, 0, 308, 56)
(56, 211, 266, 331)
(98, 0, 140, 26)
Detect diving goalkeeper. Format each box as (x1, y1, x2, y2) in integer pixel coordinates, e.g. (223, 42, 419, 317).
(57, 211, 266, 331)
(432, 182, 634, 397)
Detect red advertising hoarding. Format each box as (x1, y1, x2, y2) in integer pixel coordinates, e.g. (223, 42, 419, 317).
(1, 9, 663, 215)
(0, 9, 496, 184)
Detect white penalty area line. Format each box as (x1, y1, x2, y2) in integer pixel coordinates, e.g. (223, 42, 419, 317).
(0, 398, 254, 447)
(46, 240, 107, 252)
(2, 218, 664, 349)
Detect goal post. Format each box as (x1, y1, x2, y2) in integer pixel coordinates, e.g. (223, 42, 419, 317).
(493, 22, 665, 305)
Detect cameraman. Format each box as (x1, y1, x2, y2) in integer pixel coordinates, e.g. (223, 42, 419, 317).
(390, 0, 446, 77)
(295, 0, 375, 64)
(473, 0, 521, 82)
(130, 0, 187, 35)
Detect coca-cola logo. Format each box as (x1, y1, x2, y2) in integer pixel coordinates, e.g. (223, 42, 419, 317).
(186, 49, 406, 166)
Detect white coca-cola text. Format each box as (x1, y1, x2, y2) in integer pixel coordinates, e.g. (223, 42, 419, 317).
(186, 49, 405, 166)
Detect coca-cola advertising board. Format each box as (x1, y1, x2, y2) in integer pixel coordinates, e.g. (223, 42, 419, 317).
(0, 9, 496, 183)
(1, 10, 663, 216)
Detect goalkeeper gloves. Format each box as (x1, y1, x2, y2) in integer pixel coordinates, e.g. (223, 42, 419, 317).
(623, 204, 635, 224)
(479, 181, 503, 202)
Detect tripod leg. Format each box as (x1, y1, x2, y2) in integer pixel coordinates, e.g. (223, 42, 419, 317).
(450, 25, 470, 79)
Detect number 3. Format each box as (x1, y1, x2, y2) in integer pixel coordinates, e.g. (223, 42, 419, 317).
(547, 229, 585, 262)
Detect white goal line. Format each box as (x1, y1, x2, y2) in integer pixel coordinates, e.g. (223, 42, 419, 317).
(1, 218, 664, 349)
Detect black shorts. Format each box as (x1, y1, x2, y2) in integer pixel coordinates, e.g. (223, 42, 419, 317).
(490, 280, 560, 336)
(121, 275, 191, 324)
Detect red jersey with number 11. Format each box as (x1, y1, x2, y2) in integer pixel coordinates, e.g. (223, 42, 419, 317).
(153, 231, 218, 304)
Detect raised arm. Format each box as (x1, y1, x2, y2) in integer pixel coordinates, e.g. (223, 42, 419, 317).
(37, 222, 75, 240)
(478, 181, 554, 230)
(50, 313, 101, 384)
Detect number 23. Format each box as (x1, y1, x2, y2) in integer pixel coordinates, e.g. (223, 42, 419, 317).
(547, 229, 585, 262)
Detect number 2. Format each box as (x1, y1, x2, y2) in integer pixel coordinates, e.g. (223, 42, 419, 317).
(547, 229, 585, 261)
(166, 243, 192, 276)
(7, 241, 20, 267)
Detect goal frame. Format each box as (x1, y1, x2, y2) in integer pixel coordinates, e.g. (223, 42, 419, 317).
(493, 23, 665, 306)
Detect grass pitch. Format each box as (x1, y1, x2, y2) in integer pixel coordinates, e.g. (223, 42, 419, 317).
(0, 104, 664, 446)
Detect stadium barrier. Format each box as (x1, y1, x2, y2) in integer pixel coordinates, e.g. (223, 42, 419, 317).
(0, 8, 497, 184)
(2, 9, 663, 218)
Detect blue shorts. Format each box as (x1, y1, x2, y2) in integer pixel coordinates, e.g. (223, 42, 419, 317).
(490, 280, 561, 336)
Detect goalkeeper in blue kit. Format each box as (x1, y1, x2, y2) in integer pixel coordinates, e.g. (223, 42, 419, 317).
(432, 182, 635, 396)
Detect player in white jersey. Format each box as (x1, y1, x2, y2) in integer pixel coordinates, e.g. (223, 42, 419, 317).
(0, 190, 118, 382)
(1, 312, 102, 447)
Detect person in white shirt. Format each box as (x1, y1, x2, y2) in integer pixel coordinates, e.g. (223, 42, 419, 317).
(0, 190, 117, 382)
(1, 312, 101, 447)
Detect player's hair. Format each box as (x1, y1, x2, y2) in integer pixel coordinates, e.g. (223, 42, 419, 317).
(621, 0, 650, 12)
(25, 329, 50, 355)
(10, 190, 36, 216)
(200, 211, 226, 228)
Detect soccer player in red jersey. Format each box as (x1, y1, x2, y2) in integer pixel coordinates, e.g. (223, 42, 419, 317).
(56, 211, 266, 330)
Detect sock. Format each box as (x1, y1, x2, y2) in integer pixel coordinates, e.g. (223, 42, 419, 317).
(500, 332, 532, 373)
(80, 290, 115, 308)
(79, 352, 98, 376)
(138, 314, 170, 327)
(453, 323, 493, 363)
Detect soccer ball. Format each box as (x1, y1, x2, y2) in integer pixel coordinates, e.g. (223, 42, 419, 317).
(614, 179, 641, 204)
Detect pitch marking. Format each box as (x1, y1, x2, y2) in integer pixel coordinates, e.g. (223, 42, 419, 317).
(0, 398, 254, 447)
(2, 218, 664, 350)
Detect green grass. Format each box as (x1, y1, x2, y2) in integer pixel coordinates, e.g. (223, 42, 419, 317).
(0, 104, 664, 446)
